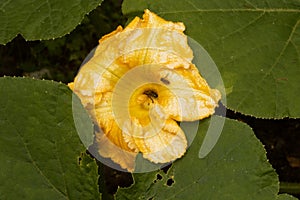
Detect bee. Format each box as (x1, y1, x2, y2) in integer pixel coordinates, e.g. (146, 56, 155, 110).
(143, 90, 158, 103)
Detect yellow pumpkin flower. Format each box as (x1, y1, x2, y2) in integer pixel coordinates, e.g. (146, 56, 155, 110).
(69, 9, 221, 172)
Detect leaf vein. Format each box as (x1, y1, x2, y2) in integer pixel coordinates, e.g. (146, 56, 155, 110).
(11, 121, 67, 199)
(220, 11, 266, 41)
(158, 8, 300, 15)
(54, 141, 70, 199)
(244, 0, 258, 9)
(236, 19, 300, 109)
(184, 0, 199, 11)
(267, 19, 300, 75)
(166, 131, 248, 199)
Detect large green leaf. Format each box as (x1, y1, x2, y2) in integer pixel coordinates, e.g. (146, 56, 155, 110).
(0, 77, 100, 199)
(122, 0, 300, 118)
(0, 0, 103, 44)
(116, 117, 296, 200)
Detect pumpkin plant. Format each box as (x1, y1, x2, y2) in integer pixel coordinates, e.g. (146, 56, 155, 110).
(0, 0, 299, 199)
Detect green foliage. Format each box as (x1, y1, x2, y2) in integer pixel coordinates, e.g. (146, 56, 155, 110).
(122, 0, 300, 118)
(0, 0, 126, 83)
(116, 117, 290, 200)
(0, 0, 103, 44)
(0, 77, 100, 199)
(277, 194, 300, 200)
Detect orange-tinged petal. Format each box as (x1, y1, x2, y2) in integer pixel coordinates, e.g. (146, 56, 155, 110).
(142, 119, 187, 163)
(126, 9, 185, 32)
(93, 92, 136, 152)
(95, 130, 137, 172)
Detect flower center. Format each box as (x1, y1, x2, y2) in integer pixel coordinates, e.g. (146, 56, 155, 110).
(128, 83, 166, 126)
(143, 90, 158, 103)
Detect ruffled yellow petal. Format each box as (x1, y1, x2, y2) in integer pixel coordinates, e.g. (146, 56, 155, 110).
(70, 9, 195, 112)
(95, 130, 137, 172)
(93, 92, 138, 171)
(141, 119, 187, 163)
(93, 92, 136, 152)
(156, 64, 221, 121)
(122, 106, 187, 163)
(126, 9, 185, 31)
